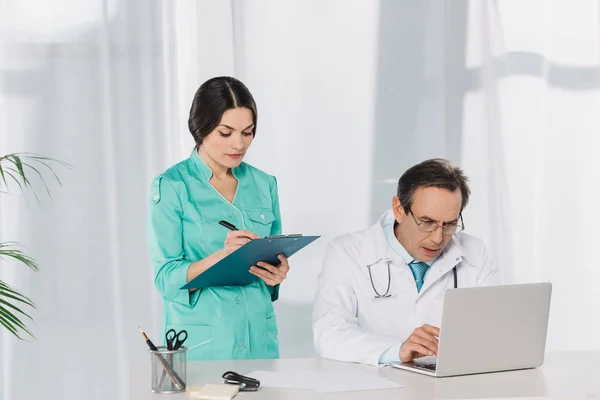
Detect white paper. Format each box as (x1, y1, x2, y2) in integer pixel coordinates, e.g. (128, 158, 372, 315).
(247, 369, 402, 393)
(459, 397, 598, 400)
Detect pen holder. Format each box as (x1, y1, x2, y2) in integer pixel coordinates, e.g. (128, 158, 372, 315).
(149, 346, 187, 394)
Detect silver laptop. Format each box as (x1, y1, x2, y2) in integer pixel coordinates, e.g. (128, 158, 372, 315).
(391, 282, 552, 377)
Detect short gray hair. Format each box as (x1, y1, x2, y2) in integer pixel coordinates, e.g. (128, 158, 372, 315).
(397, 158, 471, 213)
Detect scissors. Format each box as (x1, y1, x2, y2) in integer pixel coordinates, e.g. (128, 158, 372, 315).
(165, 328, 188, 351)
(158, 329, 188, 390)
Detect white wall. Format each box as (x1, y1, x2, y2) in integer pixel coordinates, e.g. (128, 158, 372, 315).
(233, 0, 380, 356)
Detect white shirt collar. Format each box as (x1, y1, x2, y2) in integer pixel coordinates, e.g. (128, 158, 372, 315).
(356, 210, 465, 268)
(382, 217, 438, 266)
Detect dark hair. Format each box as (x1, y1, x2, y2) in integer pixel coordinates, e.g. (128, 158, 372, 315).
(188, 76, 258, 149)
(397, 158, 471, 213)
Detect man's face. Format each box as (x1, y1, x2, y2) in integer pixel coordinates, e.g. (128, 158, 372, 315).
(392, 186, 463, 262)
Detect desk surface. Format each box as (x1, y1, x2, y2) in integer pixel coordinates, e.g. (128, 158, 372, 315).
(130, 351, 600, 399)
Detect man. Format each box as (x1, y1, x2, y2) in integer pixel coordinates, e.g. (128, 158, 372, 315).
(312, 159, 500, 365)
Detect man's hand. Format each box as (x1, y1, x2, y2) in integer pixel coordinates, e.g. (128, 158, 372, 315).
(399, 324, 440, 363)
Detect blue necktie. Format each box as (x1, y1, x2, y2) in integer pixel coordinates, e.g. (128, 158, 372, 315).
(409, 261, 430, 293)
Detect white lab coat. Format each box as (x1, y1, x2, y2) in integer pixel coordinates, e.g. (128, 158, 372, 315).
(312, 210, 501, 366)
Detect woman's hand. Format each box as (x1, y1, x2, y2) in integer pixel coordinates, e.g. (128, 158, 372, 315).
(222, 230, 259, 255)
(187, 230, 258, 285)
(249, 254, 290, 286)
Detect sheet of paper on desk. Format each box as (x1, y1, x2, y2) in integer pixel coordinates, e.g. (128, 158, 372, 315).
(463, 397, 597, 400)
(247, 370, 402, 393)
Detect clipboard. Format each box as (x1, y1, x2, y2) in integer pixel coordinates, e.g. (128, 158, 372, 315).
(180, 234, 320, 290)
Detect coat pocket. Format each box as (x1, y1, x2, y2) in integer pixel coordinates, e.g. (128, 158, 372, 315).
(247, 209, 276, 236)
(248, 209, 275, 225)
(167, 324, 212, 361)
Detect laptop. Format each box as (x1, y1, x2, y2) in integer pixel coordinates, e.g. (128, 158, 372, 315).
(391, 282, 552, 377)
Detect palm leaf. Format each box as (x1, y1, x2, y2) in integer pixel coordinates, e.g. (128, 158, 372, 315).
(22, 162, 52, 197)
(0, 297, 33, 319)
(0, 244, 38, 339)
(0, 160, 6, 187)
(3, 166, 38, 203)
(0, 152, 69, 340)
(1, 168, 25, 193)
(12, 155, 27, 186)
(0, 305, 34, 339)
(21, 153, 70, 186)
(0, 276, 36, 340)
(0, 153, 71, 202)
(0, 284, 35, 309)
(0, 242, 39, 272)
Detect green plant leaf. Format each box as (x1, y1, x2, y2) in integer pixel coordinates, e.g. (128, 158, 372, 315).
(0, 281, 36, 339)
(0, 297, 33, 318)
(22, 153, 71, 186)
(22, 162, 52, 197)
(0, 153, 71, 198)
(0, 161, 7, 187)
(0, 306, 34, 339)
(0, 280, 36, 340)
(0, 152, 69, 340)
(0, 314, 19, 337)
(0, 282, 36, 308)
(2, 169, 25, 193)
(4, 164, 37, 203)
(12, 155, 27, 187)
(0, 242, 39, 272)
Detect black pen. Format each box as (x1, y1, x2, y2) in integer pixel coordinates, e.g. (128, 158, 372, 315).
(219, 220, 238, 231)
(219, 220, 258, 241)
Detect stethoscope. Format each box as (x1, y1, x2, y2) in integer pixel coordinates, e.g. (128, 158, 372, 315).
(367, 260, 458, 299)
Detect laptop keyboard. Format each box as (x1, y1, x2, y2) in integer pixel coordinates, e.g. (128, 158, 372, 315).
(413, 363, 437, 372)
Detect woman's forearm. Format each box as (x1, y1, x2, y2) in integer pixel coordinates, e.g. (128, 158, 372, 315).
(186, 248, 228, 285)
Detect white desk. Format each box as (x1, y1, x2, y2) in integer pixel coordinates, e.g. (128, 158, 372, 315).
(129, 351, 600, 399)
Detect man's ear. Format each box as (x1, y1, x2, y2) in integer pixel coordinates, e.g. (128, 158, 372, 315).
(392, 196, 406, 224)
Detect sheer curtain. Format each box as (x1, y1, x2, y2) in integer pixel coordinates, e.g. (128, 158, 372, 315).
(0, 1, 194, 399)
(462, 0, 600, 351)
(1, 1, 599, 399)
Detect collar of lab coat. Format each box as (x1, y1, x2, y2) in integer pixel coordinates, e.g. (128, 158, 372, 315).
(190, 148, 246, 182)
(357, 209, 468, 270)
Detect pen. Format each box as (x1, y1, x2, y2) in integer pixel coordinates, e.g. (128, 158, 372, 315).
(219, 220, 256, 240)
(139, 327, 185, 389)
(219, 220, 238, 231)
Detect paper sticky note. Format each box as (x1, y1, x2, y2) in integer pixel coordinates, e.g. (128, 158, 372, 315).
(189, 383, 239, 400)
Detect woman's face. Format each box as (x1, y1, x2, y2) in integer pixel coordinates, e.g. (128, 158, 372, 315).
(199, 107, 255, 169)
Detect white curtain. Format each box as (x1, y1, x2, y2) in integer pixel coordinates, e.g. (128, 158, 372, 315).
(1, 1, 599, 399)
(463, 0, 600, 351)
(1, 1, 173, 399)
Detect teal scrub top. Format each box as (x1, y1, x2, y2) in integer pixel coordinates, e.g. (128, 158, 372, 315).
(147, 150, 282, 360)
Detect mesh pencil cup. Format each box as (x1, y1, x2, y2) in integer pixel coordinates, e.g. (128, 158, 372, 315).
(149, 345, 187, 393)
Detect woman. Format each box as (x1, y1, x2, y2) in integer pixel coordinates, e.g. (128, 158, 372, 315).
(147, 76, 290, 360)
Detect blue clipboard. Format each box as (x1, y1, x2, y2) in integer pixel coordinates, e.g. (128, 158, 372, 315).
(180, 234, 320, 290)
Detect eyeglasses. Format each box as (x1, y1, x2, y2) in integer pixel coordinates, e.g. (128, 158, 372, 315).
(407, 208, 465, 236)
